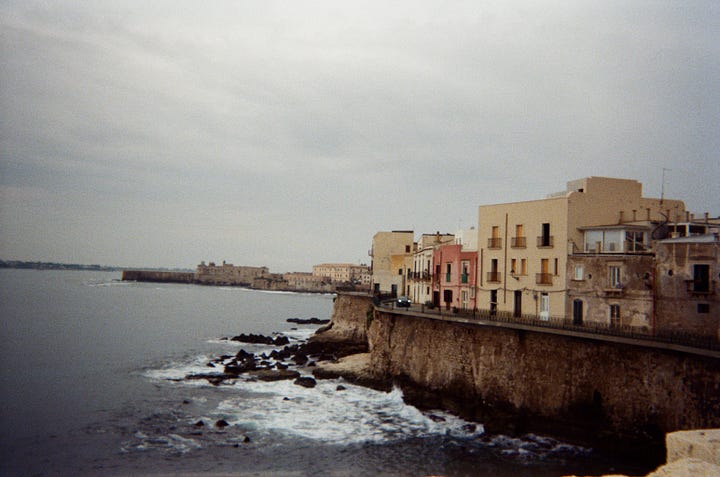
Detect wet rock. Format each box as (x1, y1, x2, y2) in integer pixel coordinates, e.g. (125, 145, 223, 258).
(292, 353, 309, 365)
(230, 333, 290, 346)
(185, 373, 233, 386)
(194, 420, 205, 427)
(248, 369, 301, 382)
(215, 419, 230, 428)
(276, 362, 289, 370)
(336, 385, 347, 391)
(294, 376, 317, 388)
(243, 435, 251, 443)
(286, 317, 331, 325)
(428, 414, 446, 423)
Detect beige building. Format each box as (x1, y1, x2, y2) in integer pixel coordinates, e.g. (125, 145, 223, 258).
(195, 261, 269, 285)
(283, 272, 335, 292)
(476, 177, 686, 320)
(370, 230, 415, 296)
(312, 263, 370, 285)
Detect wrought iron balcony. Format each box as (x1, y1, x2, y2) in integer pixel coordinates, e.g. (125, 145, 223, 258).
(511, 236, 527, 248)
(537, 235, 554, 248)
(487, 237, 502, 249)
(536, 273, 553, 285)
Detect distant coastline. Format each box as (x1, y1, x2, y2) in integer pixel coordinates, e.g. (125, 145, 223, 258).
(0, 259, 192, 273)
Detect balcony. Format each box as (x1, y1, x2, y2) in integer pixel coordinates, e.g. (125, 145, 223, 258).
(511, 236, 527, 248)
(536, 273, 553, 285)
(537, 235, 554, 248)
(488, 237, 502, 249)
(487, 271, 501, 283)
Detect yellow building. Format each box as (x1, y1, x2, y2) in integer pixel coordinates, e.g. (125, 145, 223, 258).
(312, 263, 370, 284)
(476, 177, 686, 320)
(370, 231, 415, 296)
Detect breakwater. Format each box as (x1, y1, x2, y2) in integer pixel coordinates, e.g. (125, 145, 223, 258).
(318, 293, 720, 451)
(121, 270, 194, 283)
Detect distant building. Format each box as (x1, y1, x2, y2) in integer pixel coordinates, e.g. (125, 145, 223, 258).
(409, 233, 455, 305)
(195, 261, 269, 285)
(312, 263, 370, 285)
(284, 272, 335, 292)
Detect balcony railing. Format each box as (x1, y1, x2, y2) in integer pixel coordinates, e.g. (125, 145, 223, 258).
(488, 237, 502, 249)
(461, 274, 469, 284)
(511, 236, 527, 248)
(537, 235, 554, 248)
(487, 271, 501, 283)
(536, 273, 553, 285)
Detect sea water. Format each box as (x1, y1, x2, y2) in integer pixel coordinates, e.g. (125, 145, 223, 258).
(0, 269, 647, 476)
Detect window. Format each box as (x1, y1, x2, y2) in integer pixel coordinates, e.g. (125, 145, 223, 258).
(574, 265, 584, 281)
(610, 304, 621, 326)
(446, 263, 452, 282)
(540, 223, 551, 247)
(461, 260, 470, 283)
(609, 266, 622, 288)
(405, 245, 411, 253)
(521, 259, 527, 275)
(511, 258, 517, 275)
(693, 264, 710, 293)
(626, 231, 647, 252)
(554, 258, 559, 276)
(398, 268, 403, 275)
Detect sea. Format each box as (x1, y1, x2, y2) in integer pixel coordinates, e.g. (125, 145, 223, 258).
(0, 269, 653, 477)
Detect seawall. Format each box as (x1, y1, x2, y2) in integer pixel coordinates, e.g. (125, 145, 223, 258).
(121, 270, 195, 284)
(366, 308, 720, 446)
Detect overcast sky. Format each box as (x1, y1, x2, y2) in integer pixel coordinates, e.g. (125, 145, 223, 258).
(1, 1, 718, 271)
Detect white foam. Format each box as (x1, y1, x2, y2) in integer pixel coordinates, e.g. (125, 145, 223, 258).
(217, 381, 483, 445)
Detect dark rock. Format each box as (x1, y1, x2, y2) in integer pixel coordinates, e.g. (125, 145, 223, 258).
(294, 376, 317, 388)
(276, 362, 289, 370)
(231, 333, 289, 346)
(307, 361, 316, 367)
(248, 369, 301, 382)
(215, 419, 230, 428)
(286, 317, 331, 325)
(336, 385, 347, 391)
(243, 435, 251, 443)
(206, 362, 216, 368)
(292, 353, 309, 365)
(185, 373, 233, 386)
(194, 420, 205, 427)
(428, 414, 446, 423)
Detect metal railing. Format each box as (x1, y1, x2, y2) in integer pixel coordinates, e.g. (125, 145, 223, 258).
(536, 273, 553, 285)
(378, 303, 720, 352)
(488, 237, 502, 249)
(537, 235, 554, 248)
(487, 271, 501, 283)
(511, 236, 527, 248)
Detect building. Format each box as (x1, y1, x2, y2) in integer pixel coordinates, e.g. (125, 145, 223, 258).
(370, 231, 415, 296)
(476, 177, 686, 320)
(312, 263, 370, 285)
(195, 261, 269, 285)
(409, 233, 455, 305)
(283, 272, 335, 292)
(655, 232, 719, 338)
(432, 243, 478, 310)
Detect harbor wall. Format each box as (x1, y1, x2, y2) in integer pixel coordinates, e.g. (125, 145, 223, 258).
(120, 270, 195, 284)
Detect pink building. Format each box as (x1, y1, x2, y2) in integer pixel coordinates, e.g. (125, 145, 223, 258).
(432, 244, 478, 310)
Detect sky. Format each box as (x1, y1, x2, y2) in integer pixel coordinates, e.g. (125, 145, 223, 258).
(1, 1, 718, 272)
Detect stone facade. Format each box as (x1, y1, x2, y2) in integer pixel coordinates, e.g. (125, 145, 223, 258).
(312, 263, 370, 285)
(195, 261, 269, 285)
(655, 234, 720, 338)
(370, 230, 415, 296)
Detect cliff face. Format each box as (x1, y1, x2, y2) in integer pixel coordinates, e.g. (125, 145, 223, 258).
(314, 292, 373, 344)
(367, 311, 720, 438)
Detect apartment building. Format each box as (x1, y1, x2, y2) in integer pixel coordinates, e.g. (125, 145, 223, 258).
(312, 263, 370, 284)
(409, 233, 455, 304)
(370, 231, 415, 296)
(476, 177, 686, 320)
(432, 243, 478, 310)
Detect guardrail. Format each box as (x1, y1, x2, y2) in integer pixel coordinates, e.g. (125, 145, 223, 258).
(378, 302, 720, 352)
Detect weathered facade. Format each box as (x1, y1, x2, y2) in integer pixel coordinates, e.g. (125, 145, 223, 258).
(195, 261, 269, 285)
(432, 243, 478, 310)
(409, 233, 455, 305)
(655, 234, 720, 338)
(312, 263, 370, 285)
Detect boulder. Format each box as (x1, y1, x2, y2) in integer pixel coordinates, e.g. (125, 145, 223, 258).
(294, 376, 317, 388)
(248, 369, 301, 382)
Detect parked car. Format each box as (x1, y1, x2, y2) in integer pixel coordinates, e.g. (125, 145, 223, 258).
(396, 296, 411, 307)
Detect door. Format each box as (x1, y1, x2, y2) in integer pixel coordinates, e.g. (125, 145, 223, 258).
(572, 299, 583, 325)
(539, 292, 549, 321)
(490, 290, 498, 316)
(513, 290, 522, 317)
